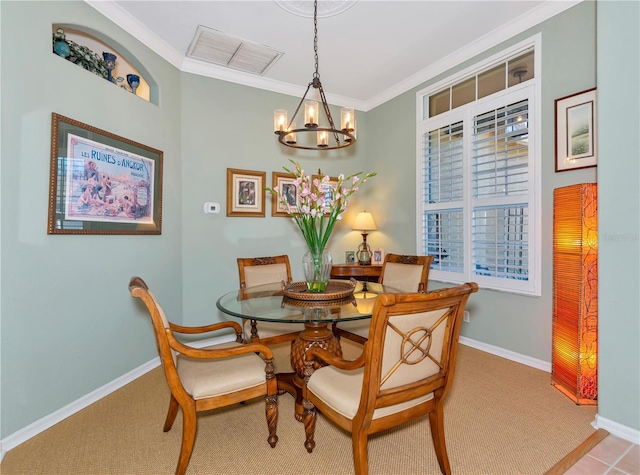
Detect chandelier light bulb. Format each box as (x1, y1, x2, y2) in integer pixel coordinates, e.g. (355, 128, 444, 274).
(274, 109, 288, 134)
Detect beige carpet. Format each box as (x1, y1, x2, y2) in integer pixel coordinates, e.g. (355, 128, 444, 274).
(1, 342, 597, 475)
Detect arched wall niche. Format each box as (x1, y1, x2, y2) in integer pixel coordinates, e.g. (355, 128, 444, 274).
(52, 24, 159, 105)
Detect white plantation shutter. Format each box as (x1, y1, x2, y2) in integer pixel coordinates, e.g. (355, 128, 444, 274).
(418, 78, 538, 295)
(472, 99, 529, 281)
(421, 120, 465, 273)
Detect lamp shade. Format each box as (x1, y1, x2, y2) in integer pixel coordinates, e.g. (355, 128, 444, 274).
(552, 183, 598, 405)
(352, 211, 377, 231)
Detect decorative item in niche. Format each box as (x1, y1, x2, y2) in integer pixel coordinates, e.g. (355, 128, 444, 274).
(48, 113, 163, 235)
(52, 28, 142, 96)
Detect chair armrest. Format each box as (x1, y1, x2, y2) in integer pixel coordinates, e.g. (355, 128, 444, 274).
(169, 320, 243, 336)
(305, 345, 366, 371)
(166, 330, 274, 361)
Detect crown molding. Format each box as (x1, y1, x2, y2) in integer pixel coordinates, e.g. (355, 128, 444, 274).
(85, 0, 583, 112)
(362, 0, 583, 111)
(84, 0, 184, 69)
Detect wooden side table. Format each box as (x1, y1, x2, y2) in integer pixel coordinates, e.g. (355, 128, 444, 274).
(331, 263, 382, 283)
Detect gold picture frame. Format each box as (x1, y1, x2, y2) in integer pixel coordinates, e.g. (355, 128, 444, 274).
(226, 168, 266, 217)
(47, 113, 163, 235)
(271, 171, 298, 217)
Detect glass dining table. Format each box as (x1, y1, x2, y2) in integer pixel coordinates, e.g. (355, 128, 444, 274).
(216, 279, 395, 420)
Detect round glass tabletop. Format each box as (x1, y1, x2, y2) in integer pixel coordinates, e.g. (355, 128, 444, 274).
(216, 280, 393, 324)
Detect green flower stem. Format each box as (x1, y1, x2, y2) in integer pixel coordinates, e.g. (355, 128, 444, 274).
(266, 159, 376, 254)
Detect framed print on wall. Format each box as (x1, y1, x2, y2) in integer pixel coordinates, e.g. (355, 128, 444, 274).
(47, 113, 163, 235)
(226, 168, 266, 217)
(271, 171, 298, 217)
(555, 88, 597, 172)
(312, 174, 339, 215)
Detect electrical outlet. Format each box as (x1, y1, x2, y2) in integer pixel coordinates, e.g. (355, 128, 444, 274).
(463, 310, 470, 323)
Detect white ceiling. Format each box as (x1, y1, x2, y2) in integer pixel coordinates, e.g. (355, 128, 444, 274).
(87, 0, 581, 111)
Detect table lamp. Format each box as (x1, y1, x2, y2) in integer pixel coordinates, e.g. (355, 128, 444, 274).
(352, 211, 377, 265)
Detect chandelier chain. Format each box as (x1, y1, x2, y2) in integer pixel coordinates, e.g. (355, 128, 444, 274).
(313, 0, 319, 79)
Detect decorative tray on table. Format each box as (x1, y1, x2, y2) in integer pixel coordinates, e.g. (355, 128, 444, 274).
(282, 279, 356, 301)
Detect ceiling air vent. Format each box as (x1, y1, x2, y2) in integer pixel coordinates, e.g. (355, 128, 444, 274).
(186, 25, 283, 76)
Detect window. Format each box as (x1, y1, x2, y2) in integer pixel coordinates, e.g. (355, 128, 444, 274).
(417, 38, 540, 295)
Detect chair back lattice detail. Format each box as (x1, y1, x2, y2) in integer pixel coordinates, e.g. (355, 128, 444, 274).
(333, 254, 436, 344)
(380, 308, 449, 390)
(301, 282, 478, 475)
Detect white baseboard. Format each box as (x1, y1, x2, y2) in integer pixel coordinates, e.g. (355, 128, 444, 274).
(2, 334, 637, 463)
(0, 334, 235, 462)
(0, 358, 159, 462)
(459, 336, 552, 372)
(594, 414, 640, 445)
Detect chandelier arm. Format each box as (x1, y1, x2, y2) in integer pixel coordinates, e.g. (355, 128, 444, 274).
(287, 82, 314, 130)
(317, 84, 341, 145)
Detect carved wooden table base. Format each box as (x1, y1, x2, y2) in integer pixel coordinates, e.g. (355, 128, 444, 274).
(277, 322, 343, 421)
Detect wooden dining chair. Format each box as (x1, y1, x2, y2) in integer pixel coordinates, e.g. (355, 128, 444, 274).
(334, 253, 435, 344)
(302, 283, 478, 475)
(129, 276, 278, 475)
(237, 255, 305, 344)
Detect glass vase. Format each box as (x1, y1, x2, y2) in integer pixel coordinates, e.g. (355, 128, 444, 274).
(302, 247, 332, 292)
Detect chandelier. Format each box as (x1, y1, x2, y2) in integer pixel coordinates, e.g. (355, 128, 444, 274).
(273, 0, 356, 150)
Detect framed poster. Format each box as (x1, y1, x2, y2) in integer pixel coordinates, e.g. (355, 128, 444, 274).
(47, 113, 163, 234)
(271, 171, 298, 217)
(226, 168, 266, 217)
(555, 88, 597, 172)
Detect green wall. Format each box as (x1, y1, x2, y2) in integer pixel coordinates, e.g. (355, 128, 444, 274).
(178, 74, 375, 327)
(597, 0, 640, 434)
(1, 0, 637, 443)
(0, 1, 183, 437)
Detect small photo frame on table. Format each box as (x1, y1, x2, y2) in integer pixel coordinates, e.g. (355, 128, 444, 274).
(555, 88, 597, 172)
(313, 174, 339, 215)
(226, 168, 266, 217)
(271, 171, 298, 217)
(345, 250, 355, 263)
(47, 113, 163, 235)
(372, 248, 384, 265)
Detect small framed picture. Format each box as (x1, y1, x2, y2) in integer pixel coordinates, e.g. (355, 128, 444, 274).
(345, 250, 355, 263)
(313, 174, 339, 215)
(226, 168, 266, 217)
(372, 248, 384, 265)
(555, 88, 597, 172)
(271, 171, 299, 217)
